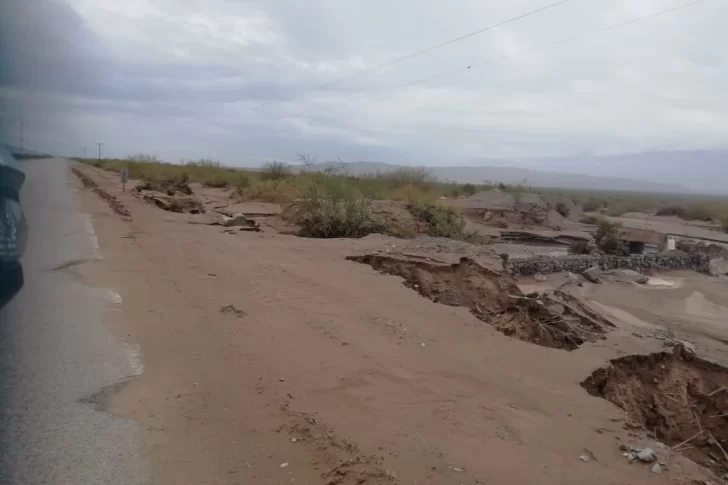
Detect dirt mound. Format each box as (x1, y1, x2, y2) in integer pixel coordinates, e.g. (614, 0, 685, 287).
(72, 167, 131, 220)
(347, 254, 609, 350)
(284, 412, 397, 485)
(369, 200, 429, 238)
(582, 345, 728, 474)
(462, 191, 570, 230)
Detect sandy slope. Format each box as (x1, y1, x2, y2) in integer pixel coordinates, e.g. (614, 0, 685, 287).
(74, 163, 722, 485)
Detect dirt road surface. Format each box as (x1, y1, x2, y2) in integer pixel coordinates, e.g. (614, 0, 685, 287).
(72, 162, 726, 484)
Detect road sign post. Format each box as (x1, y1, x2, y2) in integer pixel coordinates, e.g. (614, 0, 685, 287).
(120, 169, 129, 192)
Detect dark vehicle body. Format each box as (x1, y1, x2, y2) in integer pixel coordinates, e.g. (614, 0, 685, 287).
(0, 146, 26, 308)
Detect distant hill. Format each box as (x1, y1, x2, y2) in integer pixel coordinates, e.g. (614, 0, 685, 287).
(489, 150, 728, 194)
(310, 161, 688, 193)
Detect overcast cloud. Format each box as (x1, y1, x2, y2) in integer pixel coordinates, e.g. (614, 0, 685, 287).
(1, 0, 727, 169)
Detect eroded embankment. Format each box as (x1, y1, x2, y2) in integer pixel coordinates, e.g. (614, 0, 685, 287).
(347, 255, 610, 351)
(583, 345, 728, 474)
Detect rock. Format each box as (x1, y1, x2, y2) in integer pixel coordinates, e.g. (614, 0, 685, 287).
(637, 448, 657, 463)
(280, 462, 289, 468)
(582, 266, 603, 283)
(603, 269, 649, 284)
(534, 273, 548, 282)
(579, 455, 590, 462)
(651, 463, 662, 474)
(709, 257, 728, 276)
(223, 213, 253, 227)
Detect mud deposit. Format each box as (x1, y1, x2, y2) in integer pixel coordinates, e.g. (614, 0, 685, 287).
(348, 255, 608, 350)
(583, 346, 728, 474)
(72, 167, 132, 219)
(285, 413, 397, 485)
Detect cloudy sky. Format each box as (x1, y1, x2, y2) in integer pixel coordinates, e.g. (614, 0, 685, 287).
(1, 0, 726, 168)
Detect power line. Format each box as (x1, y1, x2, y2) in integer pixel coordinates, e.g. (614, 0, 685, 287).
(310, 0, 575, 92)
(351, 0, 712, 101)
(252, 0, 576, 113)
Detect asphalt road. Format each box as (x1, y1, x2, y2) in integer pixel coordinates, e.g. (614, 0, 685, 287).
(0, 159, 148, 484)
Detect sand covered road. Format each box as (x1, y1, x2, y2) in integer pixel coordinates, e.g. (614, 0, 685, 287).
(73, 162, 725, 485)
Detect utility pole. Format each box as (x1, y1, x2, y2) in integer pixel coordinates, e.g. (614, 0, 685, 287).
(96, 142, 103, 160)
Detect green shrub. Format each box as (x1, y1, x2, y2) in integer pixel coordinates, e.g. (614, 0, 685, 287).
(297, 177, 379, 238)
(655, 205, 686, 217)
(721, 216, 728, 234)
(555, 201, 571, 218)
(462, 183, 477, 196)
(569, 240, 591, 255)
(582, 198, 602, 212)
(239, 179, 300, 203)
(126, 153, 160, 162)
(261, 161, 291, 181)
(407, 203, 476, 242)
(580, 215, 602, 225)
(595, 219, 629, 256)
(202, 176, 230, 188)
(683, 204, 714, 222)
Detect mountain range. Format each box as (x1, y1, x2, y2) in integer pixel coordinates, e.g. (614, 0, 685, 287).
(311, 161, 689, 194)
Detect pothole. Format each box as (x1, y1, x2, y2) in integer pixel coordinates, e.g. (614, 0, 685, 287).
(348, 255, 609, 351)
(582, 345, 728, 474)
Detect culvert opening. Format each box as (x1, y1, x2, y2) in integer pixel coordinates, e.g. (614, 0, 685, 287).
(582, 345, 728, 474)
(347, 255, 610, 351)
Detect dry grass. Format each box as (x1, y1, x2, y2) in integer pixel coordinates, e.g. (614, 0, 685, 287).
(76, 157, 495, 204)
(78, 157, 728, 228)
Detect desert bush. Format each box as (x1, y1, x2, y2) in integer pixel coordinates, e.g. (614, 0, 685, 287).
(683, 204, 714, 222)
(298, 177, 379, 238)
(606, 204, 628, 217)
(185, 158, 221, 168)
(202, 176, 230, 188)
(239, 179, 301, 203)
(126, 153, 160, 162)
(569, 240, 592, 255)
(391, 184, 434, 204)
(594, 219, 629, 256)
(555, 201, 571, 218)
(582, 198, 602, 212)
(580, 215, 602, 225)
(462, 183, 478, 196)
(231, 173, 250, 188)
(261, 161, 291, 181)
(407, 203, 476, 242)
(655, 205, 686, 217)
